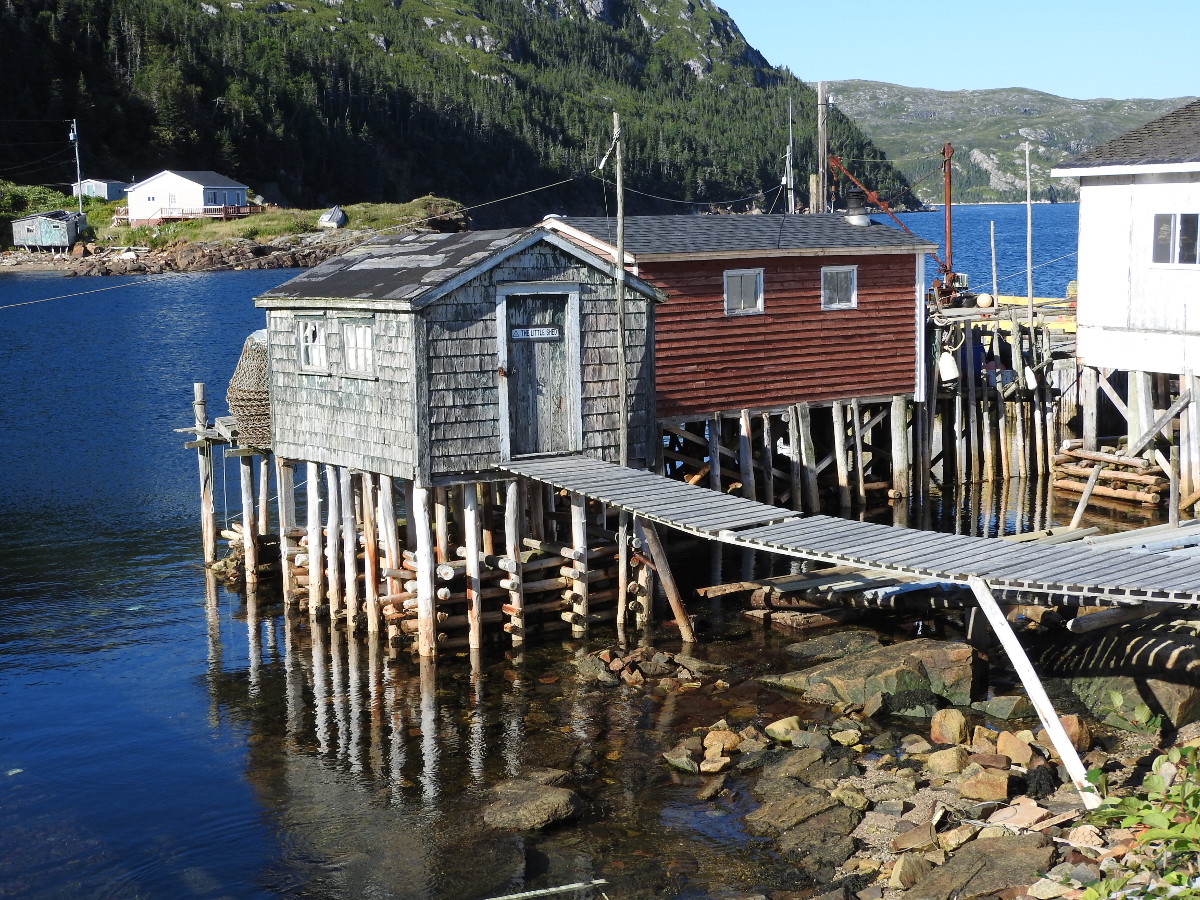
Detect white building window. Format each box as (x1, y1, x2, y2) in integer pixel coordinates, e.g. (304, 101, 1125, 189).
(724, 268, 763, 315)
(1152, 214, 1199, 265)
(821, 265, 858, 310)
(297, 317, 328, 373)
(341, 319, 375, 376)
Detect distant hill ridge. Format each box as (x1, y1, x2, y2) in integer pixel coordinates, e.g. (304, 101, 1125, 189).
(827, 80, 1197, 204)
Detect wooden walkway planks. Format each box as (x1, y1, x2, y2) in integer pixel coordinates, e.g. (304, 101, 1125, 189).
(498, 455, 1200, 605)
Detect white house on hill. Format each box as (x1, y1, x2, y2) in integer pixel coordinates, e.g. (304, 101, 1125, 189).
(124, 170, 252, 226)
(1053, 100, 1200, 374)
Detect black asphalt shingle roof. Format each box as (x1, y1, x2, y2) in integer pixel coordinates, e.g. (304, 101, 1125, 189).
(1061, 100, 1200, 169)
(550, 213, 937, 256)
(129, 170, 249, 189)
(259, 228, 528, 303)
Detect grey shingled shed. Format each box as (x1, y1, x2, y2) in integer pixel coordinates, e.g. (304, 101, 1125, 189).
(255, 225, 661, 484)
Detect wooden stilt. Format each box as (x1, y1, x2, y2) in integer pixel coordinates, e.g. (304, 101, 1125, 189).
(324, 465, 342, 611)
(1171, 445, 1181, 528)
(305, 461, 323, 610)
(634, 537, 654, 629)
(379, 475, 402, 645)
(831, 400, 852, 508)
(1129, 370, 1154, 460)
(966, 327, 980, 483)
(570, 492, 589, 638)
(193, 383, 217, 565)
(851, 398, 866, 504)
(237, 454, 259, 584)
(890, 395, 910, 498)
(616, 509, 630, 635)
(480, 482, 496, 556)
(796, 402, 820, 512)
(738, 409, 756, 501)
(361, 474, 380, 634)
(760, 412, 775, 505)
(707, 415, 722, 492)
(633, 518, 696, 643)
(1188, 372, 1200, 512)
(412, 483, 437, 657)
(787, 405, 803, 511)
(275, 458, 295, 601)
(340, 467, 358, 624)
(403, 479, 417, 552)
(434, 486, 450, 564)
(463, 483, 483, 651)
(257, 455, 270, 535)
(503, 480, 524, 647)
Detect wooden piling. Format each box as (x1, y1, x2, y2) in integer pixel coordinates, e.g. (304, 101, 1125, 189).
(239, 454, 258, 584)
(831, 400, 852, 508)
(325, 465, 343, 611)
(850, 398, 866, 504)
(795, 402, 820, 512)
(463, 484, 483, 651)
(889, 395, 909, 498)
(275, 458, 296, 601)
(761, 412, 775, 504)
(412, 483, 437, 657)
(738, 409, 756, 501)
(340, 467, 358, 623)
(707, 415, 722, 492)
(306, 461, 324, 612)
(362, 474, 380, 634)
(570, 492, 589, 638)
(193, 383, 217, 565)
(503, 479, 524, 647)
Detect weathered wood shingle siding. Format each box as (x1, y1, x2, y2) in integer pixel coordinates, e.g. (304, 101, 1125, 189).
(423, 243, 654, 475)
(645, 253, 919, 418)
(266, 309, 419, 478)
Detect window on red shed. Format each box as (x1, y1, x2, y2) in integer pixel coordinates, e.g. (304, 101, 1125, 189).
(724, 268, 763, 315)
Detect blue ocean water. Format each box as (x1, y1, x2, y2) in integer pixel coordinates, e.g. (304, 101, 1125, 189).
(891, 202, 1078, 298)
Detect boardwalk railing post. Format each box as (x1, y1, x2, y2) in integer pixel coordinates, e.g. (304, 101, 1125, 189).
(966, 576, 1100, 810)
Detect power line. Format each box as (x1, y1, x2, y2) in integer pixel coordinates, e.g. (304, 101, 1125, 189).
(590, 172, 781, 207)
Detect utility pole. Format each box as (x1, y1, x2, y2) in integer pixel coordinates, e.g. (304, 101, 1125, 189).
(785, 96, 796, 214)
(69, 119, 83, 216)
(1025, 142, 1034, 323)
(614, 111, 628, 467)
(815, 82, 828, 214)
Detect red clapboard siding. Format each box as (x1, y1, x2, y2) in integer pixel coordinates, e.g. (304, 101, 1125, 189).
(643, 254, 920, 418)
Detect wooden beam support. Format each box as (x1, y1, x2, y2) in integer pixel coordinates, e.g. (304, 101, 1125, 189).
(634, 518, 696, 643)
(966, 577, 1099, 810)
(306, 461, 323, 612)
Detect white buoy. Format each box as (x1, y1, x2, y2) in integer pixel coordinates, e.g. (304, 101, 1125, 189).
(976, 292, 994, 308)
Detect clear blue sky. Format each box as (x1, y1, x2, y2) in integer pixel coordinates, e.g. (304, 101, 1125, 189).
(715, 0, 1196, 101)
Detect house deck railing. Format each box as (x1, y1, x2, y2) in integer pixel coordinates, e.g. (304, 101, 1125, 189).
(114, 205, 263, 226)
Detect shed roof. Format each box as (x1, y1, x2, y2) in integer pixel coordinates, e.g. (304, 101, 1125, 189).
(257, 226, 660, 310)
(545, 213, 938, 262)
(1056, 100, 1200, 172)
(12, 209, 85, 225)
(127, 170, 248, 190)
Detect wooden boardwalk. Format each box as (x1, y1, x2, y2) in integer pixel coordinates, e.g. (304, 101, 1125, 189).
(498, 455, 1200, 606)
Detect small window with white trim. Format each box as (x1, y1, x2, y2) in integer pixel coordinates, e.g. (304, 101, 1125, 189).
(297, 317, 329, 373)
(821, 265, 858, 310)
(341, 319, 375, 377)
(1152, 213, 1199, 265)
(724, 268, 763, 315)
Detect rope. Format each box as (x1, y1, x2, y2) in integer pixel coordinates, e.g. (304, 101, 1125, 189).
(590, 172, 780, 207)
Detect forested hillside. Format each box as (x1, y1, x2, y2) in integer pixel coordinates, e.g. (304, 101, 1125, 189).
(0, 0, 914, 224)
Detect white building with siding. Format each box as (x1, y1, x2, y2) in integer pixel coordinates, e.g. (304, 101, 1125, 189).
(1053, 100, 1200, 374)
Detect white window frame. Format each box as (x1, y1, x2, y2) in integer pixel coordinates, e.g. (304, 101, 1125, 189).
(296, 316, 329, 374)
(821, 265, 858, 310)
(723, 268, 764, 316)
(1151, 213, 1200, 266)
(339, 317, 376, 378)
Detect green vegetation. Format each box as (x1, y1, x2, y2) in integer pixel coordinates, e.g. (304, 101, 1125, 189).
(0, 180, 105, 246)
(1082, 745, 1200, 899)
(828, 80, 1196, 205)
(0, 0, 915, 227)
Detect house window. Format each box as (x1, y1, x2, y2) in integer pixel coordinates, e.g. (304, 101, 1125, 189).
(1153, 214, 1200, 265)
(297, 317, 328, 373)
(341, 319, 375, 376)
(821, 265, 858, 310)
(724, 268, 763, 315)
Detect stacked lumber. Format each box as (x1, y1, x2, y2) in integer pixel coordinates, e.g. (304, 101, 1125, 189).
(1052, 446, 1166, 507)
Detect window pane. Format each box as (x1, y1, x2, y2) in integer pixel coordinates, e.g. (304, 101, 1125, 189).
(1153, 214, 1175, 263)
(343, 322, 374, 373)
(1179, 214, 1199, 264)
(823, 268, 855, 308)
(725, 271, 761, 313)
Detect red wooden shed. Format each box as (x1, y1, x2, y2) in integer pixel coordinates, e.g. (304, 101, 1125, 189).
(544, 214, 937, 421)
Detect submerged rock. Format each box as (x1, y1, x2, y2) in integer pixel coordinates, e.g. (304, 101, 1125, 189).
(903, 833, 1054, 900)
(482, 778, 583, 831)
